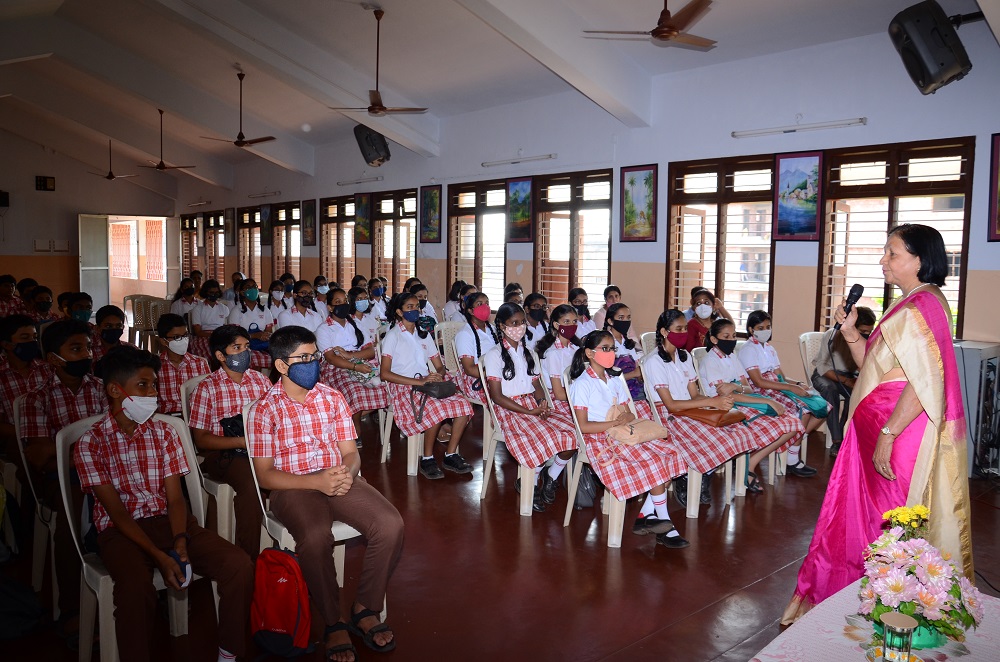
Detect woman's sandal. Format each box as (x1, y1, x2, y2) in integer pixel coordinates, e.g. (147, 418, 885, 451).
(324, 622, 358, 661)
(745, 471, 764, 494)
(348, 607, 396, 653)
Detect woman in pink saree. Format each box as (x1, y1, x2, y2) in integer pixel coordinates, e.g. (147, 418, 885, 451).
(782, 224, 973, 624)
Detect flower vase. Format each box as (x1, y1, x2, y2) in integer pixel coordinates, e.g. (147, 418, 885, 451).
(874, 622, 948, 650)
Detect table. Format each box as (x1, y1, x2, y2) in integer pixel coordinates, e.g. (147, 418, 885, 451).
(752, 579, 1000, 661)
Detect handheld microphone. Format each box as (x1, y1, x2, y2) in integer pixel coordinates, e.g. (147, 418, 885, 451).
(833, 284, 865, 331)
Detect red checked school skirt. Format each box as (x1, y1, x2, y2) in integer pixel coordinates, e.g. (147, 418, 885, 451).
(759, 370, 832, 423)
(655, 403, 758, 473)
(493, 394, 576, 467)
(328, 361, 390, 414)
(386, 380, 474, 437)
(735, 402, 803, 453)
(189, 336, 211, 359)
(454, 369, 485, 403)
(581, 427, 686, 501)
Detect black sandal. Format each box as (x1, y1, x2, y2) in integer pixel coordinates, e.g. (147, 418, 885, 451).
(745, 471, 764, 494)
(348, 606, 396, 653)
(324, 622, 358, 661)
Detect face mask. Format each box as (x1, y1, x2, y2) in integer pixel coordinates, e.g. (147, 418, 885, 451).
(206, 293, 220, 302)
(284, 283, 294, 294)
(695, 303, 713, 319)
(12, 341, 41, 362)
(244, 288, 260, 301)
(72, 309, 93, 323)
(271, 290, 284, 302)
(666, 331, 688, 349)
(286, 360, 321, 390)
(418, 299, 428, 310)
(225, 349, 251, 373)
(121, 395, 158, 425)
(354, 299, 370, 313)
(36, 301, 53, 313)
(181, 287, 196, 297)
(57, 355, 93, 378)
(527, 308, 547, 323)
(472, 304, 492, 322)
(611, 319, 631, 336)
(332, 303, 352, 319)
(574, 304, 589, 319)
(503, 325, 526, 343)
(557, 324, 578, 341)
(716, 339, 738, 356)
(593, 349, 616, 369)
(167, 337, 190, 355)
(402, 309, 421, 323)
(861, 332, 871, 339)
(753, 329, 772, 343)
(372, 287, 385, 298)
(101, 328, 124, 344)
(316, 285, 330, 295)
(296, 295, 314, 307)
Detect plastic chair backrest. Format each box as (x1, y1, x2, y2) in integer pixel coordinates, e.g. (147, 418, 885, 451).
(435, 321, 464, 374)
(12, 395, 43, 505)
(180, 373, 210, 425)
(149, 300, 170, 329)
(640, 332, 657, 357)
(133, 297, 156, 330)
(799, 331, 825, 381)
(638, 354, 665, 426)
(242, 400, 269, 516)
(476, 353, 502, 432)
(690, 347, 710, 395)
(531, 350, 555, 410)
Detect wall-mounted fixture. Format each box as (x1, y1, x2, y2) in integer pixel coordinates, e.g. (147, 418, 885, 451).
(731, 117, 868, 139)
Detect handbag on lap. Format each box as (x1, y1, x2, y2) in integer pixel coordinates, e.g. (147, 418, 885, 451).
(409, 375, 458, 424)
(674, 406, 746, 428)
(776, 375, 830, 418)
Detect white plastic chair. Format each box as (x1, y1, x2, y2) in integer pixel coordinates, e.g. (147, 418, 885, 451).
(639, 331, 658, 357)
(800, 330, 836, 450)
(56, 414, 217, 662)
(0, 458, 19, 555)
(181, 374, 236, 545)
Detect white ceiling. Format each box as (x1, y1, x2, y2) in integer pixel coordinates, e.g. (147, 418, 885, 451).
(0, 0, 989, 192)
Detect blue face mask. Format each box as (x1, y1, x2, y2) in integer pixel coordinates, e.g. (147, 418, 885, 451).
(225, 349, 251, 374)
(354, 299, 370, 313)
(71, 309, 93, 323)
(287, 360, 321, 390)
(372, 287, 385, 298)
(402, 309, 421, 323)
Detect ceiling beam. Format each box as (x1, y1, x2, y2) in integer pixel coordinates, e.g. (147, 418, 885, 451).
(979, 0, 1000, 47)
(454, 0, 651, 128)
(147, 0, 441, 157)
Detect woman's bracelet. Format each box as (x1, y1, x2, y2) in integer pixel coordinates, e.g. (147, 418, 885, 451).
(845, 335, 862, 344)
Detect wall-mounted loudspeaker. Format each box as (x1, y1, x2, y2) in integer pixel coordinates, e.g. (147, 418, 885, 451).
(354, 124, 391, 167)
(888, 0, 972, 95)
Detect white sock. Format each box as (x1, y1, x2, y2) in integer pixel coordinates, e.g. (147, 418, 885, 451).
(788, 445, 801, 466)
(218, 649, 235, 662)
(640, 494, 655, 516)
(534, 466, 543, 475)
(651, 492, 671, 521)
(422, 455, 433, 461)
(548, 455, 569, 480)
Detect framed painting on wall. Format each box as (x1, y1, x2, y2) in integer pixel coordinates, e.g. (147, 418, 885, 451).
(224, 208, 236, 247)
(355, 193, 371, 244)
(259, 204, 272, 245)
(620, 164, 657, 242)
(990, 133, 1000, 242)
(506, 178, 532, 243)
(774, 151, 822, 241)
(301, 199, 317, 247)
(419, 185, 442, 243)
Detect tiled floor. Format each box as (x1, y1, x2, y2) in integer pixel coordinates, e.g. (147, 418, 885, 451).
(4, 413, 999, 661)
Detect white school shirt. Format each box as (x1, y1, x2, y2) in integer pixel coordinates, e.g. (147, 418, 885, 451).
(483, 341, 537, 398)
(442, 300, 461, 322)
(524, 321, 546, 353)
(642, 352, 698, 403)
(699, 348, 750, 397)
(267, 299, 289, 322)
(228, 303, 274, 332)
(223, 287, 238, 304)
(354, 312, 379, 345)
(568, 367, 630, 422)
(614, 336, 642, 362)
(455, 323, 498, 360)
(737, 337, 782, 374)
(170, 298, 197, 318)
(371, 298, 388, 322)
(381, 324, 438, 378)
(574, 318, 597, 339)
(419, 301, 438, 322)
(539, 340, 576, 391)
(315, 318, 367, 353)
(276, 307, 325, 333)
(191, 301, 230, 331)
(315, 301, 329, 321)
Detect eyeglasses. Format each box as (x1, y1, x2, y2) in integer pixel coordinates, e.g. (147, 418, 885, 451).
(283, 351, 323, 364)
(163, 334, 189, 341)
(528, 304, 549, 311)
(594, 345, 615, 353)
(572, 300, 588, 306)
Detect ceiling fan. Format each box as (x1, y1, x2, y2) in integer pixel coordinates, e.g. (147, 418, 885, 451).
(89, 139, 137, 180)
(202, 72, 275, 147)
(583, 0, 716, 49)
(139, 109, 196, 171)
(328, 9, 428, 117)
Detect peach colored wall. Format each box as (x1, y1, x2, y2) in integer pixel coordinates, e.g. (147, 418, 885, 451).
(770, 265, 820, 382)
(3, 255, 80, 296)
(417, 257, 448, 312)
(300, 256, 320, 283)
(506, 260, 533, 293)
(356, 257, 372, 281)
(959, 270, 1000, 343)
(609, 260, 667, 340)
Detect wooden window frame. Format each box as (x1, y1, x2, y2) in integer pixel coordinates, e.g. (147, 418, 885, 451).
(271, 200, 301, 281)
(236, 206, 262, 283)
(446, 179, 507, 295)
(372, 188, 418, 294)
(319, 194, 357, 287)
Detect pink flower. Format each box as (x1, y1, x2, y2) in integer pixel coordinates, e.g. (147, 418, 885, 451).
(959, 577, 985, 625)
(873, 568, 919, 608)
(915, 586, 949, 621)
(915, 551, 954, 590)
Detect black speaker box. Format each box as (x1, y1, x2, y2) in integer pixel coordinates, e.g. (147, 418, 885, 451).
(889, 0, 972, 95)
(353, 124, 391, 167)
(0, 191, 8, 207)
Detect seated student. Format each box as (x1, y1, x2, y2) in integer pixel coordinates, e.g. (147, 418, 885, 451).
(485, 304, 577, 512)
(699, 318, 805, 494)
(188, 325, 270, 560)
(568, 287, 597, 338)
(190, 280, 230, 358)
(16, 277, 39, 302)
(26, 285, 60, 324)
(19, 319, 109, 635)
(250, 326, 403, 661)
(368, 278, 389, 322)
(380, 293, 473, 480)
(222, 271, 245, 304)
(442, 280, 466, 323)
(66, 291, 94, 324)
(277, 272, 297, 310)
(170, 278, 199, 318)
(643, 310, 758, 509)
(409, 282, 438, 322)
(683, 287, 733, 351)
(535, 304, 580, 418)
(316, 287, 389, 434)
(91, 305, 130, 369)
(348, 286, 379, 342)
(402, 277, 421, 293)
(523, 293, 549, 353)
(155, 313, 210, 416)
(567, 330, 689, 548)
(266, 279, 290, 319)
(314, 275, 332, 306)
(189, 270, 204, 297)
(277, 280, 325, 333)
(591, 284, 621, 330)
(227, 277, 274, 370)
(0, 273, 23, 317)
(75, 345, 252, 662)
(57, 291, 74, 319)
(454, 292, 499, 399)
(602, 302, 646, 406)
(351, 274, 369, 291)
(503, 290, 523, 307)
(811, 306, 877, 457)
(447, 284, 478, 323)
(504, 282, 523, 301)
(0, 314, 53, 475)
(739, 310, 825, 477)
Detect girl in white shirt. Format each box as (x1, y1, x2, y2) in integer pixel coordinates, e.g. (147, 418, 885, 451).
(567, 330, 689, 549)
(409, 283, 438, 322)
(227, 278, 273, 370)
(535, 304, 580, 419)
(568, 287, 597, 338)
(448, 284, 478, 323)
(368, 278, 389, 322)
(190, 279, 230, 358)
(484, 304, 577, 512)
(453, 292, 499, 400)
(602, 302, 646, 410)
(442, 280, 466, 324)
(266, 279, 290, 319)
(699, 318, 804, 494)
(276, 280, 325, 333)
(170, 278, 199, 318)
(522, 293, 549, 353)
(348, 286, 379, 344)
(380, 293, 474, 480)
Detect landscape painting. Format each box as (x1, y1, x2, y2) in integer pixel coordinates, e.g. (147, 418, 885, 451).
(354, 193, 371, 244)
(507, 178, 532, 242)
(621, 164, 657, 242)
(420, 185, 442, 243)
(774, 152, 822, 240)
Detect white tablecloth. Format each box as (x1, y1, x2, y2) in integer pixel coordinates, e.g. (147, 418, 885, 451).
(752, 579, 1000, 661)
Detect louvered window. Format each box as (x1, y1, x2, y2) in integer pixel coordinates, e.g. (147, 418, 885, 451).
(144, 220, 165, 281)
(237, 207, 262, 282)
(271, 201, 301, 280)
(372, 190, 417, 294)
(320, 196, 357, 287)
(180, 214, 199, 277)
(447, 181, 506, 306)
(203, 210, 225, 282)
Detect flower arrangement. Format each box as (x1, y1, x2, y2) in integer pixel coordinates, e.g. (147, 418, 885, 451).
(859, 505, 984, 646)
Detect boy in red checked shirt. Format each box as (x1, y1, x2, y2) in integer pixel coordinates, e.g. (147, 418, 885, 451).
(249, 326, 403, 662)
(154, 313, 209, 415)
(74, 345, 252, 662)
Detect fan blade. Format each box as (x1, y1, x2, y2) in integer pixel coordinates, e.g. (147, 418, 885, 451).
(382, 107, 428, 114)
(201, 136, 235, 143)
(668, 32, 716, 48)
(240, 136, 276, 146)
(329, 107, 370, 112)
(369, 90, 384, 108)
(115, 174, 139, 178)
(667, 0, 712, 33)
(583, 30, 653, 35)
(162, 165, 197, 170)
(88, 171, 106, 177)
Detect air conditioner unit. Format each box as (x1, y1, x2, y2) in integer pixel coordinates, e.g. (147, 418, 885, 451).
(953, 340, 1000, 476)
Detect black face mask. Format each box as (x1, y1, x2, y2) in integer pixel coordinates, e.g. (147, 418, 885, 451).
(611, 319, 632, 336)
(332, 303, 352, 319)
(12, 341, 41, 362)
(297, 295, 314, 307)
(59, 356, 93, 378)
(574, 304, 589, 319)
(527, 308, 547, 323)
(418, 299, 428, 310)
(101, 328, 124, 344)
(36, 301, 53, 313)
(716, 339, 738, 356)
(181, 286, 196, 297)
(206, 293, 221, 302)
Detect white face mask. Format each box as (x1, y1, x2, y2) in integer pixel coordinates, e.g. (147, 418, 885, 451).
(316, 285, 330, 295)
(695, 303, 713, 319)
(167, 337, 190, 355)
(121, 395, 158, 425)
(753, 329, 772, 343)
(503, 325, 527, 343)
(271, 290, 283, 302)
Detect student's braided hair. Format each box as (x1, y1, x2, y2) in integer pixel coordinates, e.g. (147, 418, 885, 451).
(494, 303, 536, 380)
(603, 302, 636, 351)
(462, 292, 498, 358)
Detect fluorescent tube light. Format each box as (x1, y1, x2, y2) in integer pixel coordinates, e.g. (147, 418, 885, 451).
(731, 117, 867, 139)
(336, 176, 384, 186)
(482, 153, 557, 168)
(247, 190, 281, 199)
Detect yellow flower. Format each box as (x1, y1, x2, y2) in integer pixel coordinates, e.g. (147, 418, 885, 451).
(911, 521, 918, 527)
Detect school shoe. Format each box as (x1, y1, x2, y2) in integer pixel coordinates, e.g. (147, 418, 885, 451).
(539, 470, 558, 504)
(656, 531, 690, 549)
(514, 477, 546, 512)
(699, 475, 712, 505)
(419, 458, 445, 480)
(672, 475, 688, 509)
(829, 442, 841, 458)
(786, 461, 818, 478)
(443, 453, 473, 474)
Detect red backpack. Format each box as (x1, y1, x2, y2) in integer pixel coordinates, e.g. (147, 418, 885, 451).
(251, 548, 313, 657)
